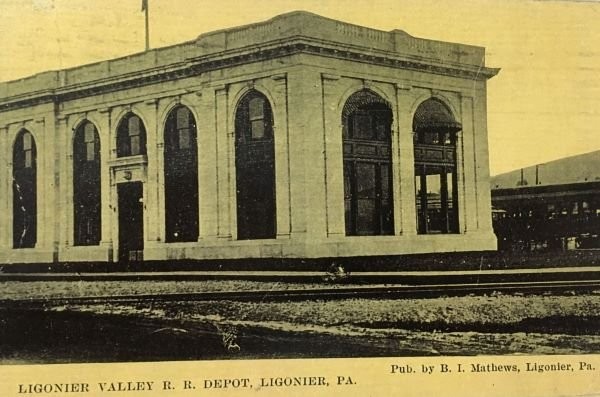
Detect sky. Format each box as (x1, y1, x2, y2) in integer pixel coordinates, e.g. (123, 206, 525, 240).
(1, 0, 599, 175)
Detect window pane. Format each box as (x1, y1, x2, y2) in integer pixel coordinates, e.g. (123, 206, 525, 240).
(130, 136, 140, 156)
(374, 112, 389, 141)
(249, 97, 264, 120)
(128, 116, 140, 137)
(23, 133, 32, 150)
(355, 162, 376, 198)
(24, 150, 32, 168)
(352, 114, 372, 139)
(447, 171, 453, 207)
(86, 142, 95, 161)
(251, 119, 265, 139)
(380, 165, 390, 199)
(357, 199, 376, 232)
(426, 173, 441, 196)
(424, 131, 439, 145)
(425, 173, 442, 231)
(344, 162, 352, 198)
(178, 128, 191, 150)
(84, 123, 95, 143)
(176, 107, 189, 129)
(415, 175, 422, 205)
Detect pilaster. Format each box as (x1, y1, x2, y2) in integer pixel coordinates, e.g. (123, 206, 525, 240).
(6, 126, 14, 250)
(97, 107, 113, 252)
(472, 90, 494, 233)
(271, 73, 291, 239)
(57, 115, 71, 248)
(35, 116, 52, 250)
(321, 73, 345, 237)
(459, 95, 478, 233)
(395, 84, 418, 235)
(196, 88, 219, 240)
(215, 85, 232, 239)
(286, 69, 323, 239)
(144, 99, 160, 243)
(0, 126, 9, 250)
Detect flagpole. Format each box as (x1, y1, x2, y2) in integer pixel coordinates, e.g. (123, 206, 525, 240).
(144, 0, 150, 51)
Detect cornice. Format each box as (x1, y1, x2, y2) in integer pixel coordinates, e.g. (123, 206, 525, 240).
(0, 37, 499, 113)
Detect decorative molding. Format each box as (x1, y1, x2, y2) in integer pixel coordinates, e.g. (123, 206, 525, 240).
(0, 39, 498, 112)
(321, 73, 340, 81)
(184, 84, 205, 97)
(213, 84, 228, 93)
(270, 73, 287, 81)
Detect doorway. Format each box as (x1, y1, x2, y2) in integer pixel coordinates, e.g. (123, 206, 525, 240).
(342, 91, 394, 236)
(118, 182, 144, 262)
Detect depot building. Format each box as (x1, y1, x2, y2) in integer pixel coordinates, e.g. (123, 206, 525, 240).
(0, 12, 499, 265)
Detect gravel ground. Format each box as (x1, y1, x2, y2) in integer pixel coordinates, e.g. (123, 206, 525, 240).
(56, 292, 600, 355)
(0, 280, 352, 300)
(3, 280, 600, 355)
(67, 293, 600, 328)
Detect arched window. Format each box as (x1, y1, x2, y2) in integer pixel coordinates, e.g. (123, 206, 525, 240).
(413, 98, 461, 234)
(116, 113, 146, 157)
(235, 90, 276, 240)
(342, 90, 394, 236)
(73, 121, 101, 245)
(13, 130, 37, 248)
(164, 105, 199, 242)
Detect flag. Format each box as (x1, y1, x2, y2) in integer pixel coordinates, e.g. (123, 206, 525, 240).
(141, 0, 147, 12)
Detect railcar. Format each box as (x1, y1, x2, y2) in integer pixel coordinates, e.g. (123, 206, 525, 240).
(492, 181, 600, 251)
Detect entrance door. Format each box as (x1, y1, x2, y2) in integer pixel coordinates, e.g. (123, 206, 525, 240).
(118, 182, 144, 262)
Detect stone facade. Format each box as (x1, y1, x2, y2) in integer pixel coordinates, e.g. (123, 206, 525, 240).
(0, 12, 499, 265)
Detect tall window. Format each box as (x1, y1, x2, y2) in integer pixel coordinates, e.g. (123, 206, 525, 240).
(117, 113, 146, 157)
(73, 121, 101, 245)
(235, 90, 276, 240)
(13, 130, 37, 248)
(342, 90, 394, 236)
(413, 99, 461, 234)
(164, 105, 199, 242)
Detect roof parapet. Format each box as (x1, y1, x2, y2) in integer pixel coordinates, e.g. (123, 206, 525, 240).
(0, 11, 498, 104)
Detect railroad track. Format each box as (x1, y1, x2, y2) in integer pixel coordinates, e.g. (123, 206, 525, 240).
(2, 279, 600, 307)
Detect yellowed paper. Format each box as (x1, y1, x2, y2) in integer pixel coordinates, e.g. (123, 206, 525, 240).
(1, 1, 600, 396)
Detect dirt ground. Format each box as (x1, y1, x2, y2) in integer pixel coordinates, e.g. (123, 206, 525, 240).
(2, 280, 600, 358)
(59, 290, 600, 356)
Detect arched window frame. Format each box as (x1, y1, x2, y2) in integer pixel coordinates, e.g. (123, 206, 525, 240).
(12, 129, 37, 249)
(412, 98, 461, 235)
(116, 113, 147, 157)
(73, 121, 101, 246)
(341, 89, 395, 236)
(234, 90, 276, 240)
(163, 105, 199, 242)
